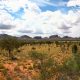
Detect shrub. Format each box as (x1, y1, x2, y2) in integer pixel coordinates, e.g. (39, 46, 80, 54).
(61, 56, 80, 79)
(55, 41, 59, 46)
(28, 51, 47, 61)
(28, 51, 57, 80)
(0, 37, 23, 59)
(72, 45, 78, 54)
(32, 47, 36, 50)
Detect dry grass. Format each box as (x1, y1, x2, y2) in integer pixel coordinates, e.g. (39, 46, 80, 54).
(0, 41, 80, 80)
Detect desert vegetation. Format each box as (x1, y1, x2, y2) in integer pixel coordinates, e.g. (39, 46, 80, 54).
(0, 37, 80, 80)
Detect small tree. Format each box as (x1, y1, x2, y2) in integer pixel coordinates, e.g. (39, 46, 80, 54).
(72, 45, 78, 54)
(0, 37, 21, 59)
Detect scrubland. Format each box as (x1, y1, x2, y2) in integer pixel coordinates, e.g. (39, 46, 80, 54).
(0, 39, 80, 80)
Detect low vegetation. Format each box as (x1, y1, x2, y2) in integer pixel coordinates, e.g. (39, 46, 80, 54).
(0, 38, 80, 80)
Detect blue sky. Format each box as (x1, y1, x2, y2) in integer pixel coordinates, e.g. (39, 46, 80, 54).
(0, 0, 80, 37)
(39, 0, 69, 11)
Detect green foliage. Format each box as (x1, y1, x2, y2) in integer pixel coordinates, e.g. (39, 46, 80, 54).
(72, 45, 78, 54)
(28, 51, 47, 60)
(62, 57, 79, 73)
(55, 41, 59, 46)
(28, 51, 57, 80)
(73, 54, 80, 70)
(0, 37, 24, 58)
(59, 56, 80, 80)
(40, 58, 56, 80)
(0, 37, 21, 50)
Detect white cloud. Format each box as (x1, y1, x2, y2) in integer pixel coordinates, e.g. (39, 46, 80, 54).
(63, 10, 80, 37)
(0, 0, 80, 37)
(0, 0, 28, 12)
(0, 9, 14, 25)
(27, 2, 41, 13)
(67, 0, 80, 7)
(17, 9, 80, 37)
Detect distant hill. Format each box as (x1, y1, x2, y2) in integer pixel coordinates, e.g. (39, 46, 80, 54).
(49, 35, 60, 39)
(20, 35, 32, 39)
(0, 34, 14, 39)
(33, 36, 42, 39)
(0, 34, 80, 41)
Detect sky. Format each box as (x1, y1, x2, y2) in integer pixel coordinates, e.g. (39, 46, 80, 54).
(0, 0, 80, 37)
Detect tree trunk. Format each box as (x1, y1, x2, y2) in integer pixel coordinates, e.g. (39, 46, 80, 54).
(8, 49, 13, 58)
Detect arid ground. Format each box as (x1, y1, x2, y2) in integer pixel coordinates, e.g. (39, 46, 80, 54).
(0, 40, 80, 80)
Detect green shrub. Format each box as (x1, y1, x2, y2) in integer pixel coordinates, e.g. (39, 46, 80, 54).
(28, 51, 57, 80)
(72, 45, 78, 54)
(63, 57, 79, 72)
(0, 37, 24, 58)
(28, 51, 47, 61)
(58, 56, 80, 79)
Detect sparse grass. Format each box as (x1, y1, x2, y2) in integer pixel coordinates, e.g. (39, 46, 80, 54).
(0, 41, 80, 80)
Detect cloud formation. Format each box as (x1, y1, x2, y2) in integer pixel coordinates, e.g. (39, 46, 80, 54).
(0, 0, 80, 37)
(67, 0, 80, 7)
(0, 24, 13, 29)
(18, 29, 33, 33)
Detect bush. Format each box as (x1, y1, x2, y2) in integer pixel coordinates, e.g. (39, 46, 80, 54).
(0, 37, 24, 59)
(28, 51, 47, 61)
(62, 57, 79, 73)
(72, 45, 78, 54)
(60, 56, 80, 79)
(28, 51, 57, 80)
